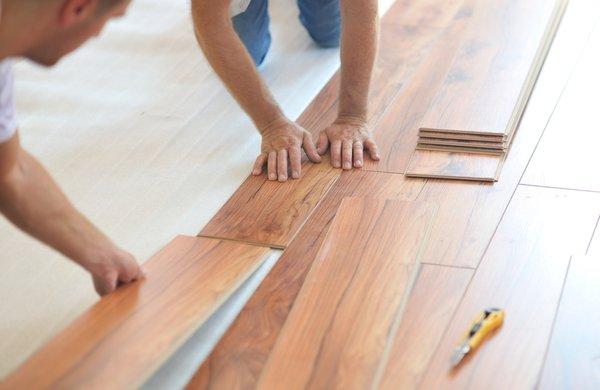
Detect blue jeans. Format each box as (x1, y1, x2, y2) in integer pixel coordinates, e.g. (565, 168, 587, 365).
(233, 0, 341, 66)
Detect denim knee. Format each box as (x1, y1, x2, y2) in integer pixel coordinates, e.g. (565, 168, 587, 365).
(232, 0, 272, 66)
(297, 0, 341, 48)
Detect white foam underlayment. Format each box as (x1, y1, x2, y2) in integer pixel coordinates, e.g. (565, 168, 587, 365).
(0, 0, 395, 381)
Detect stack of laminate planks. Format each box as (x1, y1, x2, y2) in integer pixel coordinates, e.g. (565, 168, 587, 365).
(406, 0, 568, 181)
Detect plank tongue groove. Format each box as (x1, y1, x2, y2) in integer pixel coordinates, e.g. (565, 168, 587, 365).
(2, 236, 270, 389)
(538, 255, 600, 390)
(256, 198, 437, 390)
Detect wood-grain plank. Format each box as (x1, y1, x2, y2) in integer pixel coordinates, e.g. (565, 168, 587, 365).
(419, 0, 564, 137)
(257, 198, 436, 390)
(188, 172, 426, 390)
(522, 21, 600, 192)
(538, 255, 600, 390)
(198, 0, 450, 248)
(377, 265, 473, 390)
(405, 150, 502, 181)
(412, 0, 600, 267)
(2, 236, 269, 389)
(419, 186, 600, 389)
(362, 9, 472, 173)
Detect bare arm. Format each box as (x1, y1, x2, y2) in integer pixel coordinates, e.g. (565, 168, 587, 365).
(317, 0, 380, 169)
(191, 0, 320, 181)
(0, 133, 142, 295)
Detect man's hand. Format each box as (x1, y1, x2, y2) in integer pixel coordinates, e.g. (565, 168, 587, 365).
(83, 245, 144, 296)
(0, 135, 144, 297)
(252, 118, 321, 182)
(317, 117, 380, 170)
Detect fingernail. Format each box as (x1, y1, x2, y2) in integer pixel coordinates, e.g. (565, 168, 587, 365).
(279, 175, 287, 182)
(343, 163, 351, 170)
(292, 171, 299, 179)
(269, 174, 277, 180)
(356, 160, 363, 167)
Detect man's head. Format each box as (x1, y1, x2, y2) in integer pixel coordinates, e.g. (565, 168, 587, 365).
(1, 0, 130, 66)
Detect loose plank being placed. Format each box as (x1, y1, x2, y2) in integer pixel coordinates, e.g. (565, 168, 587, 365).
(538, 255, 600, 389)
(257, 198, 437, 390)
(419, 186, 600, 389)
(3, 236, 269, 389)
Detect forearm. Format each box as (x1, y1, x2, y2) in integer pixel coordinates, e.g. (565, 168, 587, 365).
(338, 0, 379, 121)
(191, 1, 285, 131)
(0, 149, 115, 269)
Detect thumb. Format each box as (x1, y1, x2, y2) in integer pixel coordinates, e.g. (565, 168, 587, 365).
(93, 272, 118, 296)
(303, 132, 322, 163)
(317, 131, 329, 155)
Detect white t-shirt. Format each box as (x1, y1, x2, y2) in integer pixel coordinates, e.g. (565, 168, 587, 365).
(0, 59, 17, 143)
(230, 0, 251, 16)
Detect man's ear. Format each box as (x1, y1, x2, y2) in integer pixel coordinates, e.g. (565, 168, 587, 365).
(59, 0, 100, 26)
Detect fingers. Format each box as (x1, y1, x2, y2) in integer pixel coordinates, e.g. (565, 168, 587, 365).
(353, 141, 364, 168)
(268, 151, 277, 181)
(317, 131, 329, 155)
(277, 149, 288, 182)
(289, 147, 302, 179)
(365, 137, 380, 161)
(93, 273, 117, 296)
(252, 153, 267, 176)
(342, 140, 353, 170)
(118, 255, 142, 284)
(331, 140, 342, 168)
(303, 133, 322, 163)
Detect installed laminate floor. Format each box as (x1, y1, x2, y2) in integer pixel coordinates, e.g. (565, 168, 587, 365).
(3, 0, 600, 386)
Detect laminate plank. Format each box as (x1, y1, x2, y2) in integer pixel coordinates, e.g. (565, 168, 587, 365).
(198, 0, 449, 248)
(420, 130, 505, 142)
(406, 149, 502, 182)
(415, 146, 504, 155)
(257, 198, 437, 390)
(522, 22, 600, 192)
(188, 172, 426, 390)
(362, 12, 471, 173)
(538, 255, 600, 390)
(377, 265, 473, 390)
(419, 186, 600, 389)
(2, 236, 269, 389)
(386, 0, 469, 28)
(419, 0, 565, 137)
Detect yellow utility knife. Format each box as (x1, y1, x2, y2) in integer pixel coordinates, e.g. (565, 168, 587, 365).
(450, 308, 505, 367)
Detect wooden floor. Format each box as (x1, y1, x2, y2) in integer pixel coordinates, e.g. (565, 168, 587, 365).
(2, 0, 600, 387)
(189, 0, 600, 388)
(0, 0, 400, 379)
